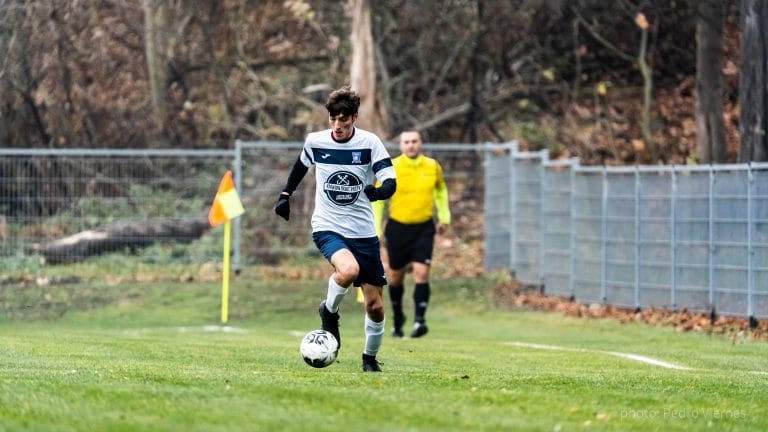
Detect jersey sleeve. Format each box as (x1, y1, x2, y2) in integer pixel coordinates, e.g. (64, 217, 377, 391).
(433, 162, 451, 225)
(299, 138, 314, 167)
(371, 138, 395, 182)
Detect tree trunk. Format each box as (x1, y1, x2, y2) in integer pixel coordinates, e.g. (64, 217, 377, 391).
(347, 0, 389, 139)
(637, 22, 656, 161)
(0, 0, 14, 145)
(739, 0, 768, 162)
(465, 0, 484, 144)
(1, 2, 51, 146)
(143, 0, 169, 132)
(38, 216, 210, 265)
(696, 0, 727, 163)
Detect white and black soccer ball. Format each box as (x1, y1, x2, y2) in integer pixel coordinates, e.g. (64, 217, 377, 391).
(300, 329, 338, 368)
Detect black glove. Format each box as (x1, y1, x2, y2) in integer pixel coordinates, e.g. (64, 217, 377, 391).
(363, 185, 380, 202)
(275, 193, 290, 221)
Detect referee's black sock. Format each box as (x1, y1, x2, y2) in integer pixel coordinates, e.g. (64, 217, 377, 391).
(414, 283, 430, 324)
(389, 284, 405, 327)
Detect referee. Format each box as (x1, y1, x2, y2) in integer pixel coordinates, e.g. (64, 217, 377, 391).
(373, 130, 451, 338)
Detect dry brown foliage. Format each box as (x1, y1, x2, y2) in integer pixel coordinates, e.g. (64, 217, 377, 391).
(494, 279, 768, 342)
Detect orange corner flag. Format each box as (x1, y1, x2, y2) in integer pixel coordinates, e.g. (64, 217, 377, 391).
(208, 170, 245, 227)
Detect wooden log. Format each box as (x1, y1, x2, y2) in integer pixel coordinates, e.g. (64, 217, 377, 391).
(38, 215, 210, 264)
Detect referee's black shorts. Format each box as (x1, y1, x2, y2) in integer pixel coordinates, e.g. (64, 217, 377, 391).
(384, 219, 436, 270)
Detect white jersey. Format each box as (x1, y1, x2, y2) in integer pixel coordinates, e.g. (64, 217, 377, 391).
(299, 127, 396, 238)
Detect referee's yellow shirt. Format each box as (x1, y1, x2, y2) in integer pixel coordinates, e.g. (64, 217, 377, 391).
(373, 154, 451, 236)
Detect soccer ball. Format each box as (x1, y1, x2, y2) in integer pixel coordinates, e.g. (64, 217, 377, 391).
(300, 329, 339, 368)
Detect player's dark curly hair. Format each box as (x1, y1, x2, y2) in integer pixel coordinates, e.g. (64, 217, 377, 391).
(325, 86, 360, 116)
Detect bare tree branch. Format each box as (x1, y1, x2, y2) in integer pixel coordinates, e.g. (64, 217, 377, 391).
(571, 6, 634, 62)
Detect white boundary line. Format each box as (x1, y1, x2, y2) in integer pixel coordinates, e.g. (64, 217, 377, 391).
(505, 341, 768, 375)
(122, 325, 248, 335)
(505, 341, 692, 370)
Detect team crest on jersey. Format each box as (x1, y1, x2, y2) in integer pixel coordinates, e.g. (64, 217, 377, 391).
(324, 171, 363, 206)
(351, 152, 362, 164)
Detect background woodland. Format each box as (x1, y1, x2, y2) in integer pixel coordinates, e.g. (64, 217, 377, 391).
(2, 0, 765, 165)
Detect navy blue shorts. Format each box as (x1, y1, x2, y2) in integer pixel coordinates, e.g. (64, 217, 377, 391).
(312, 231, 387, 287)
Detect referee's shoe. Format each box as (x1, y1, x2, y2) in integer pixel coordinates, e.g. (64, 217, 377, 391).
(410, 322, 428, 338)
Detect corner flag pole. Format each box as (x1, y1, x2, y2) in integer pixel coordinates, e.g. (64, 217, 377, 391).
(221, 219, 232, 324)
(208, 170, 245, 325)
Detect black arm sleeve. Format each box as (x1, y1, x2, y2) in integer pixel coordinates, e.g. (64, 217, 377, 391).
(282, 157, 309, 195)
(376, 178, 397, 200)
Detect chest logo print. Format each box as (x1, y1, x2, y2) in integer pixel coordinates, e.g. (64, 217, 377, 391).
(324, 171, 363, 206)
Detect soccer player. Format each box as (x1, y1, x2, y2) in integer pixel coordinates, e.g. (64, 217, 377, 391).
(274, 86, 396, 372)
(372, 130, 451, 338)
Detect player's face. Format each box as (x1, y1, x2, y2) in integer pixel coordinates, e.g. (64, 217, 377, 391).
(329, 113, 357, 141)
(399, 131, 422, 158)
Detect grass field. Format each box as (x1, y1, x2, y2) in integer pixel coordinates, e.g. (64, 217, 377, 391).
(0, 272, 766, 431)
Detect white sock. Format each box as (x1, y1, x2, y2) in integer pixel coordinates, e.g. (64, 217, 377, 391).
(363, 315, 385, 357)
(325, 275, 348, 313)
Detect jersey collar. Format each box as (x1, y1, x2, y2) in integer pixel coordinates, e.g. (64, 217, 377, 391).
(405, 153, 424, 166)
(331, 127, 356, 143)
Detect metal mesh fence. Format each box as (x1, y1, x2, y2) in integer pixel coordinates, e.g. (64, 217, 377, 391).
(484, 144, 768, 320)
(511, 152, 545, 284)
(1, 148, 235, 270)
(6, 142, 767, 320)
(483, 145, 513, 270)
(2, 143, 487, 276)
(541, 159, 575, 298)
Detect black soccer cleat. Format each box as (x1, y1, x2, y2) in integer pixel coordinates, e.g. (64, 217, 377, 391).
(391, 328, 404, 338)
(410, 322, 428, 338)
(319, 300, 341, 350)
(362, 353, 382, 372)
